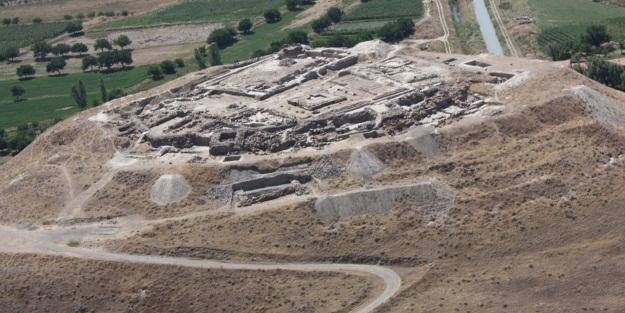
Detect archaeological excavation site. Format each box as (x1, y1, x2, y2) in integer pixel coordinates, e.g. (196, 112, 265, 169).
(4, 39, 625, 313)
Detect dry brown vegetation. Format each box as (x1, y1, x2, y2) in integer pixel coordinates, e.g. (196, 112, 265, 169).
(3, 43, 625, 312)
(96, 66, 625, 311)
(0, 253, 375, 313)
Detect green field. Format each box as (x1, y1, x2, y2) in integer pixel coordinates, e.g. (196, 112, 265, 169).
(344, 0, 424, 21)
(531, 0, 625, 46)
(94, 0, 284, 30)
(0, 63, 198, 129)
(331, 19, 391, 31)
(0, 22, 69, 50)
(221, 10, 306, 63)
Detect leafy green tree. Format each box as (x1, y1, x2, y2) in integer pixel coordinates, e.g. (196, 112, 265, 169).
(32, 42, 52, 60)
(99, 79, 108, 102)
(32, 17, 42, 24)
(46, 57, 67, 74)
(545, 41, 573, 61)
(264, 9, 282, 23)
(11, 17, 19, 24)
(97, 51, 116, 70)
(52, 43, 71, 56)
(10, 85, 26, 102)
(327, 7, 343, 23)
(377, 18, 415, 43)
(71, 80, 88, 109)
(114, 35, 132, 49)
(251, 49, 267, 58)
(197, 46, 207, 56)
(0, 129, 8, 150)
(238, 18, 253, 34)
(107, 88, 125, 100)
(287, 30, 309, 44)
(175, 58, 185, 67)
(208, 44, 222, 66)
(82, 55, 98, 71)
(16, 64, 36, 79)
(286, 0, 300, 11)
(117, 49, 133, 68)
(208, 28, 237, 49)
(9, 124, 37, 151)
(65, 21, 83, 36)
(148, 65, 163, 80)
(194, 48, 207, 69)
(1, 18, 10, 26)
(312, 16, 332, 33)
(94, 38, 112, 51)
(71, 42, 89, 55)
(160, 59, 176, 74)
(583, 24, 611, 47)
(4, 47, 19, 62)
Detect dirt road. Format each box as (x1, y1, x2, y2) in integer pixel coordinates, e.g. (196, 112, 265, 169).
(487, 0, 519, 56)
(0, 219, 401, 313)
(430, 0, 452, 54)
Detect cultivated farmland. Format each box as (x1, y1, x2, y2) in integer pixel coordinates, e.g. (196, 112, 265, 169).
(0, 63, 200, 129)
(343, 0, 424, 21)
(0, 22, 69, 50)
(0, 0, 179, 22)
(94, 0, 284, 30)
(529, 0, 625, 47)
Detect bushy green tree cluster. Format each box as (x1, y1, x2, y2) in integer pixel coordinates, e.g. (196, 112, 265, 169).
(377, 18, 415, 43)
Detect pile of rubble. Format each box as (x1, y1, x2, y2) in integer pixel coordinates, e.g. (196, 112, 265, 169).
(104, 44, 504, 158)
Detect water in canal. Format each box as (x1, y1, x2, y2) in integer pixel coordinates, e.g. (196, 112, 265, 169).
(472, 0, 504, 56)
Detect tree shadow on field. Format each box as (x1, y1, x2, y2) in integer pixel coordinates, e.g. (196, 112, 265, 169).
(99, 66, 135, 74)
